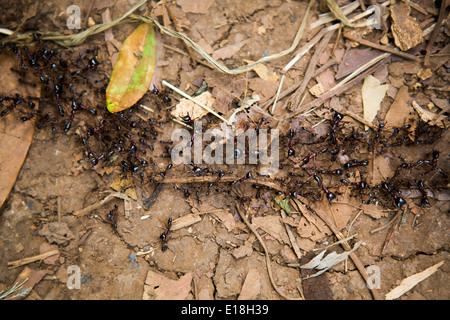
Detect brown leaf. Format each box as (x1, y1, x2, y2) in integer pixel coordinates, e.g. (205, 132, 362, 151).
(143, 271, 192, 300)
(0, 54, 40, 208)
(336, 48, 382, 79)
(385, 86, 414, 128)
(38, 222, 75, 245)
(390, 2, 423, 51)
(237, 269, 261, 300)
(170, 91, 215, 121)
(8, 267, 47, 300)
(251, 215, 290, 244)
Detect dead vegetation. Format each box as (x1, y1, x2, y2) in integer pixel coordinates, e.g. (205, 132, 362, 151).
(0, 0, 449, 301)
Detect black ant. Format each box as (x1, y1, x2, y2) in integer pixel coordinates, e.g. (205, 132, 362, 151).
(380, 181, 407, 210)
(343, 159, 369, 169)
(107, 204, 119, 231)
(313, 173, 337, 203)
(160, 217, 172, 251)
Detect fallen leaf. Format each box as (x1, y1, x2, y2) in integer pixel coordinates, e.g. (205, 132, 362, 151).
(211, 210, 236, 231)
(252, 215, 290, 244)
(142, 270, 192, 300)
(232, 244, 253, 259)
(0, 54, 40, 208)
(106, 23, 157, 113)
(274, 195, 291, 214)
(110, 175, 137, 200)
(362, 75, 388, 130)
(385, 86, 413, 128)
(237, 269, 261, 300)
(301, 241, 362, 278)
(244, 59, 279, 82)
(170, 91, 215, 121)
(6, 267, 47, 300)
(336, 48, 381, 79)
(212, 40, 248, 61)
(38, 222, 75, 245)
(390, 2, 423, 51)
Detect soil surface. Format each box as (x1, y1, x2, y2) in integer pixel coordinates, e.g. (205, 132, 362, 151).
(0, 0, 449, 300)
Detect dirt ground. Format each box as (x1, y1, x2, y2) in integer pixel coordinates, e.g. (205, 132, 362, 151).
(0, 0, 449, 301)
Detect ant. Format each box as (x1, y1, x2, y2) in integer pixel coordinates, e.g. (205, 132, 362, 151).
(160, 217, 172, 251)
(424, 149, 446, 177)
(380, 181, 407, 210)
(327, 112, 344, 144)
(417, 180, 430, 208)
(343, 159, 369, 169)
(301, 148, 328, 165)
(318, 169, 343, 175)
(287, 129, 296, 157)
(313, 173, 337, 203)
(150, 85, 172, 104)
(106, 204, 119, 231)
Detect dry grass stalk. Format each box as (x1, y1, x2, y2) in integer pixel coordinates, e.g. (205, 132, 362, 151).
(7, 250, 59, 269)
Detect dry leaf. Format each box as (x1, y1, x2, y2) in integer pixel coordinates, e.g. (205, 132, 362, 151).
(244, 59, 279, 82)
(301, 241, 362, 278)
(385, 86, 413, 128)
(38, 222, 75, 245)
(390, 3, 423, 51)
(143, 270, 192, 300)
(110, 175, 137, 200)
(252, 215, 290, 244)
(238, 269, 261, 300)
(212, 40, 248, 61)
(0, 55, 40, 208)
(362, 75, 388, 130)
(171, 91, 215, 121)
(7, 267, 47, 300)
(336, 48, 381, 79)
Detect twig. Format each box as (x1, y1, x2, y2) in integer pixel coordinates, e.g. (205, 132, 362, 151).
(380, 213, 402, 257)
(401, 0, 428, 15)
(370, 210, 402, 234)
(279, 208, 302, 259)
(424, 0, 448, 66)
(261, 58, 337, 110)
(161, 175, 288, 193)
(72, 192, 135, 216)
(287, 30, 335, 111)
(343, 34, 418, 61)
(8, 250, 59, 269)
(236, 205, 302, 300)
